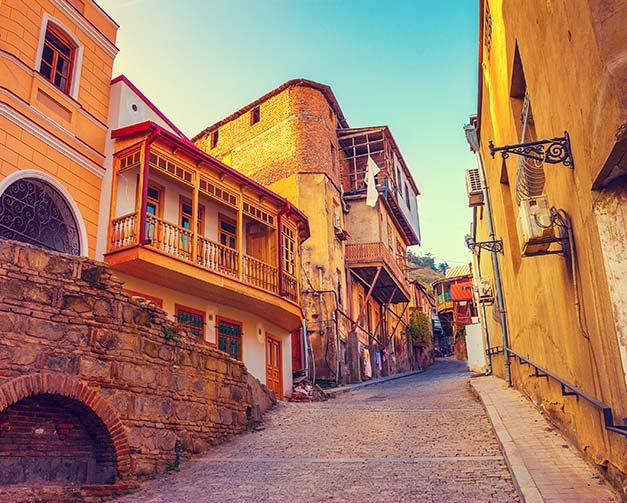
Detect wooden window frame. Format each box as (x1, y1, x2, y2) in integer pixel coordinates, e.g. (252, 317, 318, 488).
(216, 316, 243, 361)
(39, 24, 75, 95)
(210, 130, 219, 149)
(281, 222, 296, 276)
(219, 213, 237, 250)
(123, 289, 163, 308)
(175, 304, 206, 339)
(250, 106, 260, 125)
(179, 195, 205, 235)
(146, 182, 164, 218)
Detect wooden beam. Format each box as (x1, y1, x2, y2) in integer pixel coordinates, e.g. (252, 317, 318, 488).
(355, 266, 381, 330)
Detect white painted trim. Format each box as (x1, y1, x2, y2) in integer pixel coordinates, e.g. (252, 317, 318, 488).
(0, 102, 105, 178)
(52, 0, 119, 59)
(35, 14, 85, 100)
(0, 170, 89, 256)
(0, 51, 107, 131)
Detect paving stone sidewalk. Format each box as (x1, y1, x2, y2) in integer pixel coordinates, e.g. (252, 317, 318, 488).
(471, 375, 620, 503)
(117, 359, 518, 502)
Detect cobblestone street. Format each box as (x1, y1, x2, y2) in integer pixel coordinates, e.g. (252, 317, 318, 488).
(118, 359, 519, 502)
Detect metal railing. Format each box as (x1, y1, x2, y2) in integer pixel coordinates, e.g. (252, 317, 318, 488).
(506, 348, 627, 437)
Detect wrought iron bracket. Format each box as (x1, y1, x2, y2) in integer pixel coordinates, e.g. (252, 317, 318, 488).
(465, 237, 504, 254)
(489, 131, 574, 169)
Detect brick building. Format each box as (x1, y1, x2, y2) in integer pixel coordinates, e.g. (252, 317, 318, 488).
(193, 79, 422, 384)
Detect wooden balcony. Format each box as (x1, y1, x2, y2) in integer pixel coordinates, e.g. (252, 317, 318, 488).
(345, 242, 411, 304)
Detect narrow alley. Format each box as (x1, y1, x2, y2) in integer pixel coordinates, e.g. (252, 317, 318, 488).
(118, 359, 519, 503)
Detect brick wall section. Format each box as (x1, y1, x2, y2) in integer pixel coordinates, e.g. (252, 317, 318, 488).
(0, 240, 275, 486)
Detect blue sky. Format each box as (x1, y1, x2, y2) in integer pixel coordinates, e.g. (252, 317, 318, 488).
(100, 0, 478, 265)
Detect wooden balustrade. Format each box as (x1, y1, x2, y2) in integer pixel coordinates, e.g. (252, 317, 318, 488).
(145, 215, 194, 260)
(110, 213, 137, 250)
(243, 255, 279, 294)
(281, 271, 298, 303)
(109, 213, 296, 302)
(197, 236, 239, 277)
(345, 242, 409, 290)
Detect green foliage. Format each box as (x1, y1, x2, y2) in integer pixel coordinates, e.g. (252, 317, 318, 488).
(406, 311, 432, 347)
(163, 325, 177, 342)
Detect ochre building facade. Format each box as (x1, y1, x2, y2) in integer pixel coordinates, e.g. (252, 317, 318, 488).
(468, 0, 626, 491)
(193, 80, 422, 384)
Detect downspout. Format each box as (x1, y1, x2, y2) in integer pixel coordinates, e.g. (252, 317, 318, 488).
(475, 148, 511, 386)
(139, 125, 161, 245)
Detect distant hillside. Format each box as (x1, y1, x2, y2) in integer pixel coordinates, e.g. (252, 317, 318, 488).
(407, 252, 445, 288)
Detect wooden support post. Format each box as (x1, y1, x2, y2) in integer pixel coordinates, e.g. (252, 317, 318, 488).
(191, 173, 200, 263)
(237, 194, 244, 280)
(107, 158, 120, 251)
(136, 143, 148, 245)
(355, 266, 381, 329)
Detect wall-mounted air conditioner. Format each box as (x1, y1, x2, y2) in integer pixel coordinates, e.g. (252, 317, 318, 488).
(475, 278, 494, 304)
(466, 168, 484, 207)
(517, 195, 554, 255)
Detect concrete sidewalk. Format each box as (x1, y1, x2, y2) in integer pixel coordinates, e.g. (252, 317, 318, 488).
(324, 370, 422, 397)
(471, 376, 620, 503)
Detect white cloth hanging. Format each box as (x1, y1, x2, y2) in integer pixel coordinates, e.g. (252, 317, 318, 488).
(365, 156, 380, 207)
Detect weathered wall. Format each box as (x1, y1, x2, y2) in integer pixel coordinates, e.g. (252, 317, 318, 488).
(195, 85, 348, 382)
(0, 240, 275, 491)
(475, 0, 626, 490)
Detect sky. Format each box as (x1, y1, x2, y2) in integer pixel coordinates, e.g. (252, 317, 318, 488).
(100, 0, 478, 265)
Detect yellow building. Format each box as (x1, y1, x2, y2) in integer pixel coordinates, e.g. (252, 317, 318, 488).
(98, 77, 310, 399)
(466, 0, 626, 490)
(193, 80, 421, 383)
(0, 0, 118, 257)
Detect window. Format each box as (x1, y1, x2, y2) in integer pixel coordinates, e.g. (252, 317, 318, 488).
(250, 106, 260, 125)
(282, 223, 296, 276)
(219, 215, 237, 249)
(39, 24, 75, 94)
(210, 130, 219, 149)
(146, 185, 162, 217)
(330, 142, 336, 175)
(404, 183, 410, 202)
(175, 305, 205, 338)
(336, 270, 343, 307)
(145, 184, 162, 241)
(179, 196, 205, 234)
(387, 222, 394, 251)
(217, 317, 242, 360)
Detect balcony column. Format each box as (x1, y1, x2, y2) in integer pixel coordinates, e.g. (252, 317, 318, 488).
(277, 213, 284, 296)
(237, 195, 244, 280)
(191, 174, 200, 263)
(107, 160, 120, 251)
(138, 126, 160, 245)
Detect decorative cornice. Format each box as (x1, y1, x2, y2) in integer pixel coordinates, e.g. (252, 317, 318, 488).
(52, 0, 119, 59)
(0, 102, 105, 178)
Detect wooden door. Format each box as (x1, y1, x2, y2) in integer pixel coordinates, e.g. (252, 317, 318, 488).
(246, 223, 269, 262)
(265, 334, 283, 399)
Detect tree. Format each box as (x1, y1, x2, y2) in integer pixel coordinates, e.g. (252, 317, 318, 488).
(436, 262, 449, 274)
(406, 311, 432, 347)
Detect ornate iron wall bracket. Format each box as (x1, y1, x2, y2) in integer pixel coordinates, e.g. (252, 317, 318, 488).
(465, 236, 504, 254)
(489, 131, 574, 169)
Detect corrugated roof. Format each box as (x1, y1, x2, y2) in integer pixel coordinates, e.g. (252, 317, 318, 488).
(445, 263, 472, 279)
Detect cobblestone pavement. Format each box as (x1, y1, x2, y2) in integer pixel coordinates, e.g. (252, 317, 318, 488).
(118, 358, 519, 502)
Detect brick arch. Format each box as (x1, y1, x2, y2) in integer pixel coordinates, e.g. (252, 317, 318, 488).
(0, 373, 131, 478)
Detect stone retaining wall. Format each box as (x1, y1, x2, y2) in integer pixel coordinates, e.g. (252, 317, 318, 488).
(0, 240, 275, 490)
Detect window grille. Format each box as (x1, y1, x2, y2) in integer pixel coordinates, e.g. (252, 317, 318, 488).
(218, 320, 242, 360)
(484, 2, 493, 59)
(176, 307, 205, 338)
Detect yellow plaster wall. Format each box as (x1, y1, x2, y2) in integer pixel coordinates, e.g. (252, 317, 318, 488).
(475, 0, 626, 484)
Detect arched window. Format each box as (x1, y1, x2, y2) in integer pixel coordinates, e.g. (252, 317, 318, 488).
(0, 177, 81, 255)
(39, 23, 76, 95)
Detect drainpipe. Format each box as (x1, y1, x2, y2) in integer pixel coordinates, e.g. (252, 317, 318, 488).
(471, 248, 492, 375)
(139, 125, 161, 245)
(476, 150, 511, 386)
(465, 121, 511, 386)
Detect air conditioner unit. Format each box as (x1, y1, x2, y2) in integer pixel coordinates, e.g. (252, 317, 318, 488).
(517, 195, 555, 255)
(466, 168, 484, 207)
(333, 213, 348, 241)
(475, 278, 494, 304)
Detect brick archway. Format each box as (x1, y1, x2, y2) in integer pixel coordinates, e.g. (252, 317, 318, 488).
(0, 373, 131, 479)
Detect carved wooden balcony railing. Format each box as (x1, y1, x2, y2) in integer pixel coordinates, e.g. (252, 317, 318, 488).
(345, 242, 409, 292)
(108, 212, 298, 303)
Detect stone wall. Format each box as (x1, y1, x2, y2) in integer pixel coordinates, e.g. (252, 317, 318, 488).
(0, 240, 275, 492)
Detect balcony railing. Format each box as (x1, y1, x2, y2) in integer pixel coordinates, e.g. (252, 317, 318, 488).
(243, 254, 278, 294)
(197, 235, 238, 277)
(108, 212, 297, 303)
(345, 242, 409, 290)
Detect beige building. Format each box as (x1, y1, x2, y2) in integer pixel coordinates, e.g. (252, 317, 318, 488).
(193, 79, 421, 384)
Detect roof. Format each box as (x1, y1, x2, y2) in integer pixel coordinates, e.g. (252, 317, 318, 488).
(337, 125, 419, 194)
(111, 121, 310, 240)
(445, 263, 472, 279)
(191, 78, 350, 142)
(111, 75, 188, 140)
